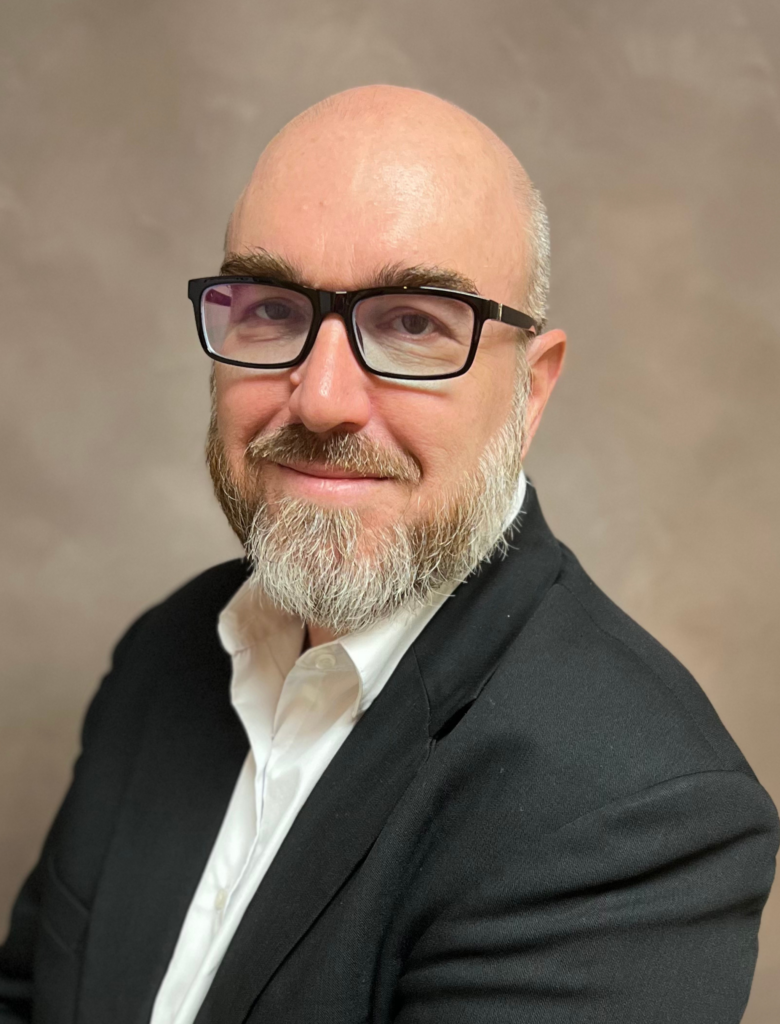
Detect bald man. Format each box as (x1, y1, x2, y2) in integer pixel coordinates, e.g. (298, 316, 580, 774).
(1, 87, 777, 1024)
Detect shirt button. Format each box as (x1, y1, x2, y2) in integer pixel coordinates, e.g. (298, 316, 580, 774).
(214, 888, 228, 911)
(315, 652, 337, 671)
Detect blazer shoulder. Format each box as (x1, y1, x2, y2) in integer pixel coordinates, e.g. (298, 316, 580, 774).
(436, 541, 773, 840)
(540, 544, 753, 776)
(137, 557, 250, 633)
(449, 538, 767, 825)
(110, 557, 248, 661)
(81, 558, 248, 742)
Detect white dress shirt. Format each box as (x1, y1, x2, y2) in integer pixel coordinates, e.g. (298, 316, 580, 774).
(150, 473, 527, 1024)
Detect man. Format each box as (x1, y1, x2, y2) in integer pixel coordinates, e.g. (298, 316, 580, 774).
(1, 85, 777, 1024)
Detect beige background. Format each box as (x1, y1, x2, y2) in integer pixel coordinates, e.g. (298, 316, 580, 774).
(1, 0, 778, 1017)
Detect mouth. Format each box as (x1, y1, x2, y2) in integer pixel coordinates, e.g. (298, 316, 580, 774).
(275, 461, 387, 481)
(269, 460, 393, 502)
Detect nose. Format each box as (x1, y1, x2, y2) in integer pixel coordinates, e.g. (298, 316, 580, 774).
(287, 314, 372, 433)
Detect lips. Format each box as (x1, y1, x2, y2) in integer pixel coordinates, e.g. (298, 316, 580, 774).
(276, 462, 385, 481)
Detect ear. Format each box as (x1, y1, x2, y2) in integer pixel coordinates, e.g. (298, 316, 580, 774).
(522, 328, 566, 457)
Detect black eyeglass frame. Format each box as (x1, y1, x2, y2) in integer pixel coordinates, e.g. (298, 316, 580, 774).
(187, 276, 540, 381)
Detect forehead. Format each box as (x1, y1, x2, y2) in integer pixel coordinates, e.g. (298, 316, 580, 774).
(229, 122, 526, 301)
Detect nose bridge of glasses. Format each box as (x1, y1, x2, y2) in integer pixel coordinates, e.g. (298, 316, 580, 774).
(310, 290, 358, 356)
(316, 289, 350, 318)
(308, 290, 360, 368)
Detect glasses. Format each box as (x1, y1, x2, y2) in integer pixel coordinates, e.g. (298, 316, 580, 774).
(187, 277, 540, 381)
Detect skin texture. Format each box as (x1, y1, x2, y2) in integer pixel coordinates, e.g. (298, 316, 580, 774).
(215, 85, 566, 645)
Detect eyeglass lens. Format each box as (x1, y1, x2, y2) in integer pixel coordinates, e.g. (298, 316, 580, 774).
(201, 283, 476, 377)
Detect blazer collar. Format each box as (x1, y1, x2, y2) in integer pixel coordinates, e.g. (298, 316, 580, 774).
(416, 481, 562, 737)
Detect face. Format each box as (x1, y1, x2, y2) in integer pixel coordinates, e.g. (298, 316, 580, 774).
(208, 104, 565, 634)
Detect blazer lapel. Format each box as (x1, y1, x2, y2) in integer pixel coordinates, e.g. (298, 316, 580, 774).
(415, 481, 563, 737)
(78, 566, 250, 1024)
(195, 483, 563, 1024)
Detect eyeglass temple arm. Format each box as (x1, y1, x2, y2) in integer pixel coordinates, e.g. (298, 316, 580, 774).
(490, 301, 540, 335)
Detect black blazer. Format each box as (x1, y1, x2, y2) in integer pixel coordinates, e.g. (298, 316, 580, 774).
(1, 485, 777, 1024)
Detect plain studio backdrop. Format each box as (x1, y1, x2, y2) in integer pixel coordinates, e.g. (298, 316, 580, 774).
(1, 0, 778, 1018)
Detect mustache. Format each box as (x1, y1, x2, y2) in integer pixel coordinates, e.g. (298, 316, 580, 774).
(245, 424, 422, 484)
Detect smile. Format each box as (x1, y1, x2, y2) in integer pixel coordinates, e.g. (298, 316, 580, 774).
(272, 462, 390, 499)
(275, 461, 386, 481)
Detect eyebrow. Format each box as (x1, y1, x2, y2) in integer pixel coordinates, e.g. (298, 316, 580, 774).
(219, 249, 481, 296)
(220, 249, 302, 282)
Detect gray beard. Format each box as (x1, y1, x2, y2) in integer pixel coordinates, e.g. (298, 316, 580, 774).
(206, 363, 529, 636)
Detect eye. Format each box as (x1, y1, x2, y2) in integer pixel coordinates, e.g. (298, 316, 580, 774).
(380, 309, 445, 338)
(253, 299, 295, 321)
(397, 313, 433, 335)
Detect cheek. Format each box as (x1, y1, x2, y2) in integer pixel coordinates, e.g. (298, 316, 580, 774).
(216, 370, 292, 452)
(374, 372, 514, 488)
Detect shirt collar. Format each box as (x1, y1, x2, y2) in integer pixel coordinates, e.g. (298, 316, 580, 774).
(218, 583, 304, 677)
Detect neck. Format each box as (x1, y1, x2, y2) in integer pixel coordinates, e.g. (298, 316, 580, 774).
(306, 623, 341, 649)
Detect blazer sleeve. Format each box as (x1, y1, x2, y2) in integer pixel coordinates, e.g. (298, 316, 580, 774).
(392, 769, 779, 1024)
(0, 613, 151, 1023)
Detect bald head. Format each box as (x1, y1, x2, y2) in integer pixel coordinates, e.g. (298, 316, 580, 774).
(226, 86, 549, 324)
